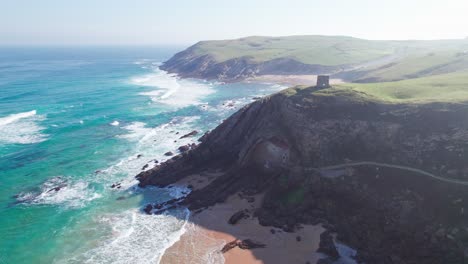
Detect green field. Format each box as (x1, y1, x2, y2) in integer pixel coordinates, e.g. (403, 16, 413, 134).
(333, 71, 468, 103)
(192, 35, 398, 65)
(190, 36, 468, 69)
(281, 70, 468, 104)
(353, 51, 468, 82)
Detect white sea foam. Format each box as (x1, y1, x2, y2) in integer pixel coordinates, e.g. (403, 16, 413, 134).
(0, 110, 48, 144)
(65, 208, 190, 264)
(110, 120, 120, 126)
(94, 116, 201, 190)
(131, 67, 214, 107)
(17, 176, 101, 208)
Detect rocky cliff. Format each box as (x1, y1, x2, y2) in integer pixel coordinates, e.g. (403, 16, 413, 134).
(160, 46, 341, 82)
(137, 86, 468, 263)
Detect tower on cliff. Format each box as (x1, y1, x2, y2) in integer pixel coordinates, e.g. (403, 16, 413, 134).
(316, 75, 330, 88)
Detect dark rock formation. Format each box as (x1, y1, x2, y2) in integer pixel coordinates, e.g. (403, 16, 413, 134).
(221, 240, 239, 253)
(238, 239, 266, 250)
(160, 45, 342, 82)
(180, 130, 199, 139)
(137, 86, 468, 263)
(164, 151, 174, 156)
(228, 210, 248, 225)
(178, 145, 191, 152)
(318, 231, 339, 260)
(221, 239, 266, 253)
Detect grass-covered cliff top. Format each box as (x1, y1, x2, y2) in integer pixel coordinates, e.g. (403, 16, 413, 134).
(190, 35, 468, 66)
(283, 70, 468, 104)
(192, 35, 396, 65)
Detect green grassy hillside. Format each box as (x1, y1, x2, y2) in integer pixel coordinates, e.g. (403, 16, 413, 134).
(192, 35, 398, 65)
(353, 51, 468, 82)
(332, 71, 468, 103)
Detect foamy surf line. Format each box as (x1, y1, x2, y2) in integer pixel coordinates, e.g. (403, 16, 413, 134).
(0, 110, 48, 144)
(61, 192, 191, 264)
(131, 65, 214, 107)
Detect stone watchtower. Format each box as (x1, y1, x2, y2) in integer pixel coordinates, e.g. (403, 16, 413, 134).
(316, 75, 330, 88)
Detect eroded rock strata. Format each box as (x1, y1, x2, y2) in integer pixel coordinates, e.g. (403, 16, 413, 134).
(137, 86, 468, 263)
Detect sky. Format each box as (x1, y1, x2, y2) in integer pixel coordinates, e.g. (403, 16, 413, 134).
(1, 0, 468, 45)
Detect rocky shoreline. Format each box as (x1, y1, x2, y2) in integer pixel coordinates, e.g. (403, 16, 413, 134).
(137, 85, 468, 263)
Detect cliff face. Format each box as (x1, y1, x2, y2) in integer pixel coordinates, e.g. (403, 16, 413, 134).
(137, 87, 468, 263)
(160, 47, 342, 82)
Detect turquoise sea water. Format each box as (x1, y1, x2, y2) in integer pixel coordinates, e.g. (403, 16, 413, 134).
(0, 47, 284, 264)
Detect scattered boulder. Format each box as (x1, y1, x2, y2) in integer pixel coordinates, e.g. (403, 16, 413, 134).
(229, 210, 248, 225)
(143, 204, 153, 214)
(164, 151, 174, 156)
(142, 164, 149, 170)
(137, 154, 143, 158)
(178, 145, 191, 152)
(180, 130, 199, 139)
(110, 182, 121, 189)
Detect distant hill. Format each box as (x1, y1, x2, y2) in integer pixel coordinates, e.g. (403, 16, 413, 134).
(161, 35, 468, 82)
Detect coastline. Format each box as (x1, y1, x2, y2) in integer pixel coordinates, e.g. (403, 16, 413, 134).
(159, 174, 325, 264)
(154, 74, 332, 264)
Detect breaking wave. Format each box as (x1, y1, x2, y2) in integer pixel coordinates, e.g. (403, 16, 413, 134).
(131, 65, 214, 107)
(0, 110, 48, 144)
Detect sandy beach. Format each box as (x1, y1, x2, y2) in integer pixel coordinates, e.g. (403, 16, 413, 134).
(160, 174, 325, 264)
(246, 74, 345, 86)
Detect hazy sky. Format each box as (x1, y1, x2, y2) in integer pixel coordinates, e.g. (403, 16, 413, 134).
(1, 0, 467, 45)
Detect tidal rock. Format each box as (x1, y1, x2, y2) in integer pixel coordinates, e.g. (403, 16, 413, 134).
(178, 145, 191, 152)
(142, 164, 149, 170)
(164, 152, 174, 156)
(47, 185, 65, 193)
(180, 130, 198, 139)
(143, 204, 153, 214)
(221, 240, 239, 253)
(110, 182, 121, 189)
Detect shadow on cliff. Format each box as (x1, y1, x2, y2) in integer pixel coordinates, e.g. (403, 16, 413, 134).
(133, 88, 468, 263)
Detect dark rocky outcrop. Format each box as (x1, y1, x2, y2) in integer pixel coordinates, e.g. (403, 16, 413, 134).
(318, 231, 339, 260)
(137, 86, 468, 263)
(160, 46, 343, 82)
(228, 210, 248, 225)
(180, 130, 199, 139)
(221, 239, 266, 253)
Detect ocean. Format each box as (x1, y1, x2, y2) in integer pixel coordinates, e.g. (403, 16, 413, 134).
(0, 46, 284, 264)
